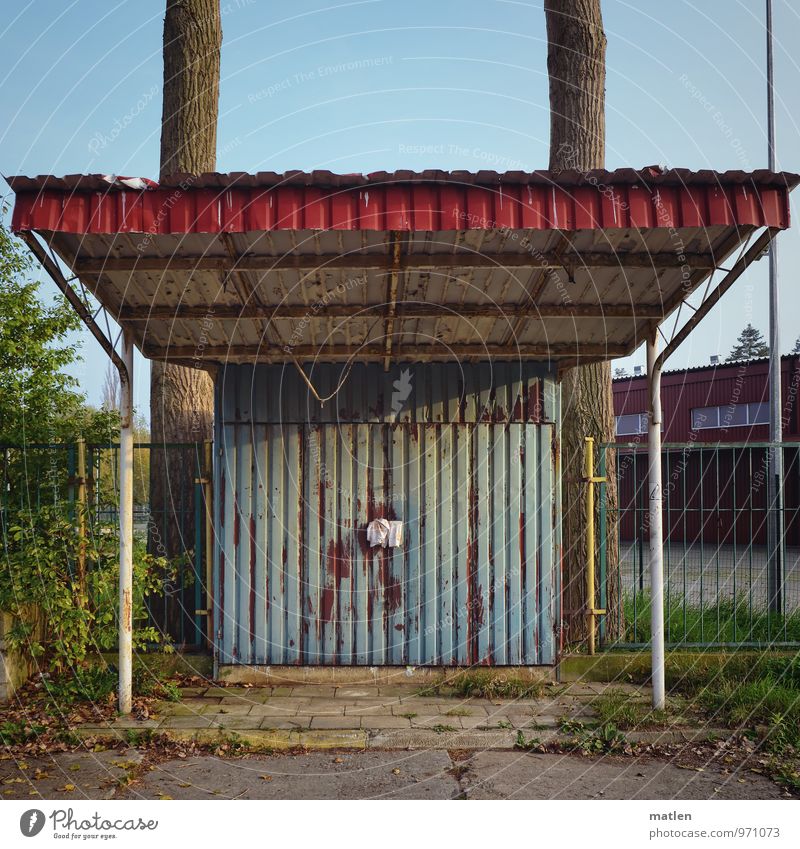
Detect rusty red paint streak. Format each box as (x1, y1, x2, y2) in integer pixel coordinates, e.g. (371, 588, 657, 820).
(529, 380, 542, 422)
(233, 494, 240, 547)
(466, 479, 478, 664)
(249, 515, 257, 643)
(535, 552, 541, 655)
(320, 586, 335, 624)
(519, 511, 527, 656)
(297, 427, 305, 662)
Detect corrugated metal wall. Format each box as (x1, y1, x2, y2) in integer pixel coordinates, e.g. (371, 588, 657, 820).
(214, 363, 560, 666)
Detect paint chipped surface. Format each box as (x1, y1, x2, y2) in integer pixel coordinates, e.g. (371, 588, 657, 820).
(216, 363, 559, 666)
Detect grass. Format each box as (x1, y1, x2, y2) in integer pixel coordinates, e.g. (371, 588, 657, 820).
(444, 707, 472, 717)
(618, 592, 800, 646)
(666, 653, 800, 793)
(591, 688, 676, 731)
(40, 659, 183, 708)
(418, 671, 546, 700)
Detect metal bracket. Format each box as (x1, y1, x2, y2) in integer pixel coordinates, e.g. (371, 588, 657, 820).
(655, 227, 777, 371)
(19, 231, 131, 387)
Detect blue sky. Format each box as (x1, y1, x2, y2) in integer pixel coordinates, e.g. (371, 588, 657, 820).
(2, 0, 799, 415)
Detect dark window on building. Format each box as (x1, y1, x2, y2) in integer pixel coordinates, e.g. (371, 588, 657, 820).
(691, 403, 769, 430)
(616, 413, 648, 436)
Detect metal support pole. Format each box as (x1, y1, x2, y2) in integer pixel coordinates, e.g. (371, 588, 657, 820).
(118, 333, 134, 714)
(766, 0, 784, 613)
(584, 437, 606, 655)
(647, 336, 666, 710)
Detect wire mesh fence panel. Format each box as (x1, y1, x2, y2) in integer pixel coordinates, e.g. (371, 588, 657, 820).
(1, 442, 207, 647)
(600, 442, 800, 648)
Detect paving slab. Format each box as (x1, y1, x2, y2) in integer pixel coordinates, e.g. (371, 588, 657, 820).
(119, 751, 458, 800)
(361, 716, 412, 729)
(309, 716, 362, 729)
(459, 751, 787, 800)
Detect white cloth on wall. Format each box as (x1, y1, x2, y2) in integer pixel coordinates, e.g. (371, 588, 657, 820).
(366, 518, 403, 548)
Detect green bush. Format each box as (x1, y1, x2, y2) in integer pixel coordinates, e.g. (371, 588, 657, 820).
(0, 505, 184, 672)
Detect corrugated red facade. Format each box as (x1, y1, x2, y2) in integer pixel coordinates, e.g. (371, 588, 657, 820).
(613, 355, 800, 444)
(613, 356, 800, 547)
(9, 168, 793, 234)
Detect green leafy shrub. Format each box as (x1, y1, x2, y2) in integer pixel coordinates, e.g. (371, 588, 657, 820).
(0, 505, 185, 671)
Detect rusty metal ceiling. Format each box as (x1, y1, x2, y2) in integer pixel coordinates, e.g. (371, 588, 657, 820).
(10, 169, 798, 370)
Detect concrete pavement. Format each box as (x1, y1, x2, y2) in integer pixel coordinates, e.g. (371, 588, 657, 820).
(0, 749, 787, 800)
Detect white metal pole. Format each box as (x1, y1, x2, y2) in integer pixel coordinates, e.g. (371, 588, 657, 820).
(118, 333, 134, 714)
(766, 0, 784, 613)
(647, 336, 665, 710)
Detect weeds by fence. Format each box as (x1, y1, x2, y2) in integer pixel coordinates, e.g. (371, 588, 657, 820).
(0, 441, 207, 646)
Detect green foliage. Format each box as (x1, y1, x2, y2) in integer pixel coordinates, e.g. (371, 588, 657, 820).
(0, 209, 88, 444)
(0, 720, 47, 745)
(591, 688, 675, 730)
(514, 730, 541, 750)
(726, 322, 769, 362)
(44, 664, 117, 704)
(578, 723, 628, 754)
(620, 592, 800, 646)
(0, 505, 184, 671)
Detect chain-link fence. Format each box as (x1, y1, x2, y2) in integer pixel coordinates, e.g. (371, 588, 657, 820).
(599, 442, 800, 648)
(1, 441, 208, 647)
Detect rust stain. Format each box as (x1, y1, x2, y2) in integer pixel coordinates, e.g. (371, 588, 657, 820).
(529, 379, 542, 422)
(250, 515, 257, 640)
(394, 623, 404, 631)
(320, 586, 335, 623)
(513, 387, 525, 421)
(233, 494, 240, 547)
(327, 536, 352, 581)
(122, 589, 132, 628)
(467, 478, 478, 664)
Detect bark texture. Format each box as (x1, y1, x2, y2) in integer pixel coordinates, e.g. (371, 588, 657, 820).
(545, 0, 620, 645)
(150, 0, 220, 643)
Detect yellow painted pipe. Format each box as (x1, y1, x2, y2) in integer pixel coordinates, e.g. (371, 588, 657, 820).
(584, 436, 607, 655)
(585, 437, 596, 655)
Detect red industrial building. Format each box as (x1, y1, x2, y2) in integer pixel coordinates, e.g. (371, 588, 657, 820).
(613, 354, 800, 444)
(612, 355, 800, 546)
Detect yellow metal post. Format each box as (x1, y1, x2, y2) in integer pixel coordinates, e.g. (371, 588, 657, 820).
(203, 439, 213, 647)
(585, 437, 606, 655)
(76, 438, 87, 597)
(194, 440, 214, 647)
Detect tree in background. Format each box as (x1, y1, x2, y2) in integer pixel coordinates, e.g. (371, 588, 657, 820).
(791, 336, 800, 354)
(726, 323, 769, 362)
(148, 0, 221, 643)
(544, 0, 620, 645)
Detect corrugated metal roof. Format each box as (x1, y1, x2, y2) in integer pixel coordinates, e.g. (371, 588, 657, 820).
(9, 168, 796, 366)
(7, 167, 800, 192)
(612, 353, 799, 382)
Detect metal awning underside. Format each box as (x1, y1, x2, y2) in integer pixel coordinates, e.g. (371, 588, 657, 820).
(9, 168, 798, 368)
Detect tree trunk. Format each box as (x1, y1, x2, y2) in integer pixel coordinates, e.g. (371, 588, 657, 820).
(544, 0, 620, 646)
(150, 0, 220, 644)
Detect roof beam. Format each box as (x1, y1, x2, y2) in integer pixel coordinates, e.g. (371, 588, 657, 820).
(117, 302, 665, 321)
(383, 237, 402, 371)
(74, 251, 715, 274)
(142, 342, 631, 362)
